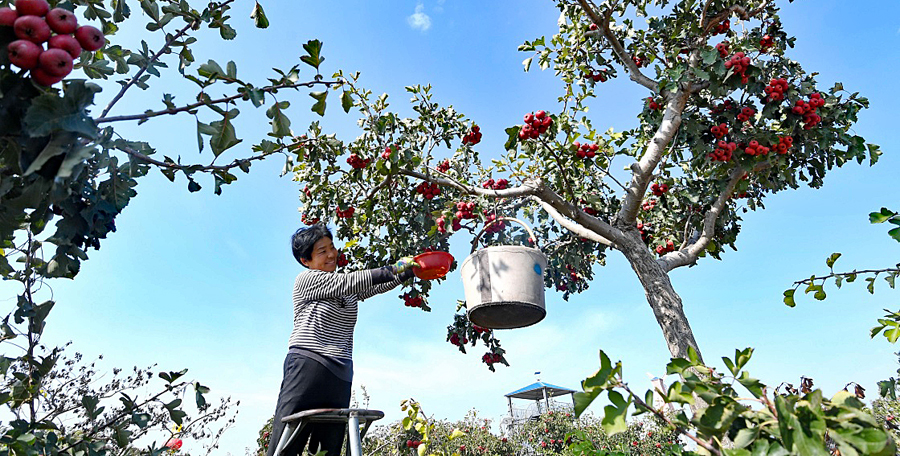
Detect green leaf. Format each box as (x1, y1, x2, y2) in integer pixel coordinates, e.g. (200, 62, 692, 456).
(266, 102, 291, 137)
(826, 253, 841, 268)
(309, 91, 327, 117)
(870, 208, 896, 224)
(22, 132, 79, 177)
(250, 2, 269, 28)
(23, 81, 102, 138)
(783, 289, 796, 307)
(226, 61, 237, 79)
(341, 91, 353, 113)
(878, 379, 896, 400)
(600, 390, 629, 436)
(736, 371, 765, 398)
(210, 114, 242, 156)
(219, 24, 237, 40)
(733, 427, 759, 449)
(187, 179, 201, 192)
(522, 57, 533, 72)
(198, 60, 225, 79)
(131, 412, 151, 428)
(195, 382, 210, 408)
(573, 390, 601, 418)
(888, 227, 900, 243)
(301, 39, 324, 70)
(504, 126, 520, 151)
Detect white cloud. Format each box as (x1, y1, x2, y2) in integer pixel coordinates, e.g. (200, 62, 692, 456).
(407, 3, 432, 32)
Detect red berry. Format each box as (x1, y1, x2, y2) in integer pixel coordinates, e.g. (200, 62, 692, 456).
(74, 25, 104, 51)
(15, 0, 49, 17)
(46, 7, 77, 34)
(0, 7, 17, 26)
(38, 48, 73, 77)
(48, 34, 82, 59)
(14, 15, 52, 43)
(7, 39, 42, 70)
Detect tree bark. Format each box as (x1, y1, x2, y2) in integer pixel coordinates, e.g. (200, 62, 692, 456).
(616, 231, 703, 363)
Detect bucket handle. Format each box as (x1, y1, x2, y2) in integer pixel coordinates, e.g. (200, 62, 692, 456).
(470, 217, 539, 253)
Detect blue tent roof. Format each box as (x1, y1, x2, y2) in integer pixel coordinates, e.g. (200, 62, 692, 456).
(504, 381, 576, 400)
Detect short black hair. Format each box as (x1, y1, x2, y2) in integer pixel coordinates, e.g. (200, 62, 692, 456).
(291, 224, 333, 267)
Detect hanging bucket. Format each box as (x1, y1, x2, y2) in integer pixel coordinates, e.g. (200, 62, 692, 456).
(461, 217, 547, 329)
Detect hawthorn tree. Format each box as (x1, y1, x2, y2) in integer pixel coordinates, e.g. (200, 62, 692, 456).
(290, 0, 880, 366)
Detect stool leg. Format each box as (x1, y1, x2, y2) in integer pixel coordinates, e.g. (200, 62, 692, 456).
(347, 412, 362, 456)
(273, 421, 296, 456)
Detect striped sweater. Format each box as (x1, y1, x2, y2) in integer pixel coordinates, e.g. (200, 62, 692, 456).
(288, 268, 403, 360)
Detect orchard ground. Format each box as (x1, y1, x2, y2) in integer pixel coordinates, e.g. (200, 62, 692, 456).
(2, 1, 898, 454)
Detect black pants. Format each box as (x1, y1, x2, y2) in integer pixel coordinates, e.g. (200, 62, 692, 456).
(266, 353, 352, 456)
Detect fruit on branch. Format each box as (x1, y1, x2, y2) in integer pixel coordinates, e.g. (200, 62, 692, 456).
(650, 183, 669, 196)
(759, 34, 774, 52)
(455, 201, 477, 219)
(646, 97, 663, 111)
(462, 124, 482, 145)
(29, 67, 62, 86)
(572, 141, 598, 159)
(336, 252, 348, 267)
(481, 352, 502, 365)
(743, 139, 770, 157)
(14, 0, 49, 17)
(793, 93, 825, 129)
(7, 39, 41, 69)
(710, 99, 734, 114)
(74, 25, 104, 51)
(483, 212, 505, 234)
(715, 41, 729, 58)
(724, 51, 751, 84)
(415, 181, 441, 199)
(710, 123, 729, 139)
(481, 178, 508, 190)
(641, 199, 657, 211)
(710, 140, 737, 162)
(14, 15, 52, 43)
(46, 7, 77, 34)
(346, 153, 370, 169)
(380, 144, 396, 160)
(38, 48, 73, 77)
(713, 18, 730, 35)
(764, 78, 790, 102)
(301, 213, 319, 226)
(0, 7, 17, 26)
(774, 135, 793, 154)
(518, 110, 552, 140)
(165, 438, 183, 450)
(631, 54, 647, 67)
(736, 106, 756, 123)
(436, 159, 451, 173)
(336, 206, 355, 219)
(402, 293, 425, 308)
(48, 33, 81, 58)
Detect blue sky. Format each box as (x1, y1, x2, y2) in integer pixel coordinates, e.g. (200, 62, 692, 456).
(3, 0, 899, 454)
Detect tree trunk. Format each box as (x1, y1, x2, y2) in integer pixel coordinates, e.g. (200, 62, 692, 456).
(616, 232, 703, 363)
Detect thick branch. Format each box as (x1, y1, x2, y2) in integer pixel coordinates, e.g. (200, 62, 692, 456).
(530, 196, 615, 247)
(97, 79, 341, 124)
(658, 162, 771, 272)
(576, 0, 658, 92)
(616, 90, 689, 225)
(531, 180, 623, 246)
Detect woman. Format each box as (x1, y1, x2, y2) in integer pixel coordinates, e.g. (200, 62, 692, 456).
(266, 224, 418, 456)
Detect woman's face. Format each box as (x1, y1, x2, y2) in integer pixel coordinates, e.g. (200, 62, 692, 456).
(302, 236, 338, 272)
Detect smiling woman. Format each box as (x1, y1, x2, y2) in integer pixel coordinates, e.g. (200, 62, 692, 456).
(266, 224, 421, 455)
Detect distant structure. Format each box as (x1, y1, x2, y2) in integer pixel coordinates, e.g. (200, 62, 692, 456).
(500, 372, 576, 436)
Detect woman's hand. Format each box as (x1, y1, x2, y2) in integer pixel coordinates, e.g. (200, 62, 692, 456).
(392, 256, 418, 275)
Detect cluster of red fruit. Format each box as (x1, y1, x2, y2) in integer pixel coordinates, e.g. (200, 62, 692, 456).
(631, 54, 647, 67)
(793, 93, 824, 129)
(641, 199, 657, 211)
(435, 215, 461, 234)
(336, 206, 355, 218)
(346, 153, 370, 169)
(572, 141, 598, 159)
(774, 135, 793, 154)
(405, 439, 422, 449)
(715, 41, 729, 58)
(582, 202, 599, 216)
(2, 0, 104, 86)
(481, 352, 502, 365)
(565, 264, 580, 282)
(165, 438, 183, 450)
(415, 181, 441, 199)
(448, 332, 468, 346)
(336, 252, 349, 267)
(654, 240, 675, 255)
(473, 325, 489, 334)
(710, 99, 733, 114)
(710, 140, 738, 162)
(380, 145, 395, 160)
(301, 213, 319, 225)
(736, 106, 756, 123)
(764, 78, 790, 102)
(401, 293, 424, 308)
(483, 213, 506, 234)
(759, 34, 774, 51)
(585, 69, 607, 83)
(462, 125, 482, 145)
(637, 221, 653, 243)
(710, 122, 729, 139)
(724, 51, 750, 84)
(646, 97, 663, 111)
(650, 182, 669, 196)
(518, 110, 552, 140)
(713, 19, 730, 35)
(743, 139, 770, 156)
(436, 159, 450, 173)
(481, 178, 508, 190)
(455, 201, 477, 220)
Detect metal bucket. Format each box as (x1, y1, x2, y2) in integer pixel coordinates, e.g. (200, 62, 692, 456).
(461, 218, 547, 329)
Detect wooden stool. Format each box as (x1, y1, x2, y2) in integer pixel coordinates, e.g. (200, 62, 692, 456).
(272, 408, 384, 456)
